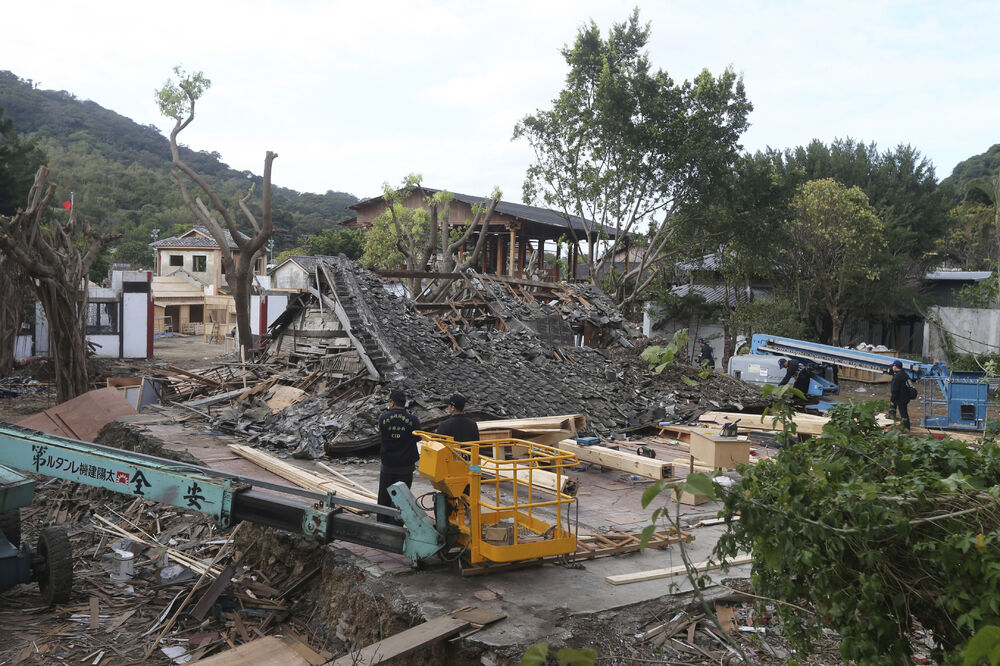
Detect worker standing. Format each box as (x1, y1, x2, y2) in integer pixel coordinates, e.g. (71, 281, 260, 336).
(697, 338, 715, 370)
(889, 360, 913, 430)
(778, 358, 813, 397)
(436, 393, 479, 442)
(377, 389, 420, 525)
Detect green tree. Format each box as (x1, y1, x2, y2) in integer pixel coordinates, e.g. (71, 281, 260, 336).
(786, 179, 886, 344)
(0, 105, 45, 215)
(514, 9, 751, 308)
(305, 227, 364, 259)
(111, 239, 155, 268)
(156, 66, 277, 359)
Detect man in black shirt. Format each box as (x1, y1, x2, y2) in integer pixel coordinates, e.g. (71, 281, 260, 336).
(889, 360, 913, 430)
(436, 393, 479, 442)
(778, 358, 813, 397)
(376, 389, 420, 525)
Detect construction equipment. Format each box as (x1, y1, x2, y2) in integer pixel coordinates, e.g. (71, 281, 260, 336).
(416, 431, 578, 566)
(0, 422, 447, 603)
(729, 333, 996, 430)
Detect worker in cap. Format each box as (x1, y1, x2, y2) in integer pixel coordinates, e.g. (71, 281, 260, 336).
(436, 393, 480, 443)
(376, 388, 421, 524)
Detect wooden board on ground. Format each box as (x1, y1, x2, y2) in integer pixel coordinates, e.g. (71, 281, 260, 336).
(605, 554, 753, 586)
(229, 444, 376, 508)
(556, 439, 674, 479)
(332, 607, 505, 666)
(196, 635, 312, 665)
(657, 425, 749, 468)
(17, 387, 137, 442)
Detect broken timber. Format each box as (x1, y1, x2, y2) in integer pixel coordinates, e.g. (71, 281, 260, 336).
(332, 607, 505, 666)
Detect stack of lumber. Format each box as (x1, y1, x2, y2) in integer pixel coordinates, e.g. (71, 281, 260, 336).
(229, 444, 376, 509)
(699, 410, 894, 436)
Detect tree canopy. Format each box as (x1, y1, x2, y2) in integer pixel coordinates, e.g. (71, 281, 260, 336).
(514, 9, 752, 308)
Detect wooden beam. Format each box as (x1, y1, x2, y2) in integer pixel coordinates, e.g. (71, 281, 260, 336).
(556, 439, 673, 480)
(605, 554, 753, 586)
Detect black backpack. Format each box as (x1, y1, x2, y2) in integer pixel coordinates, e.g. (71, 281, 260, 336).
(906, 380, 918, 401)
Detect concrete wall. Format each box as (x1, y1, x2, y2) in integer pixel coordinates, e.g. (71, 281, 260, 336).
(17, 271, 152, 361)
(157, 248, 220, 287)
(924, 306, 1000, 361)
(272, 264, 311, 291)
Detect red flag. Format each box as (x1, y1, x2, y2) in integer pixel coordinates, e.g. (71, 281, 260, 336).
(62, 200, 72, 211)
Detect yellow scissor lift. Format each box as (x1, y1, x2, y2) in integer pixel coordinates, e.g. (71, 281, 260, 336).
(416, 431, 578, 566)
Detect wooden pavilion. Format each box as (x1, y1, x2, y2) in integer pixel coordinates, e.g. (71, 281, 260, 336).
(345, 188, 620, 281)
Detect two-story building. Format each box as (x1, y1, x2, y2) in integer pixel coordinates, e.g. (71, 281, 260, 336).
(148, 226, 268, 334)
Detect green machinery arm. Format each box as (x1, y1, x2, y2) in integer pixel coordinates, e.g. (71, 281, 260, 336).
(0, 423, 444, 564)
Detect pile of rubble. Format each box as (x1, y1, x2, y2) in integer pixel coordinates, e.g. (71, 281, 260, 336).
(155, 256, 764, 457)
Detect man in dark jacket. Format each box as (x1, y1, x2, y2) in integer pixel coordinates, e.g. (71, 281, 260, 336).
(437, 393, 479, 442)
(377, 389, 420, 524)
(697, 338, 715, 370)
(778, 358, 813, 397)
(889, 360, 913, 430)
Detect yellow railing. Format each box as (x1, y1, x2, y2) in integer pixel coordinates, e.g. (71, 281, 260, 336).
(416, 431, 578, 564)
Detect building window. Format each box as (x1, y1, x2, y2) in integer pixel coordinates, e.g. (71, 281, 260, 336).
(85, 302, 120, 334)
(169, 255, 184, 267)
(193, 255, 207, 272)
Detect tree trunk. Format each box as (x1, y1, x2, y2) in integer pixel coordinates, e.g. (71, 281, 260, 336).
(230, 265, 254, 354)
(0, 262, 27, 376)
(36, 281, 90, 403)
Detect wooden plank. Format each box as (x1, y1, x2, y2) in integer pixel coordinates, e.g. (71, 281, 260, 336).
(479, 414, 586, 433)
(605, 554, 753, 586)
(556, 439, 673, 480)
(332, 615, 471, 666)
(196, 636, 311, 665)
(229, 445, 376, 507)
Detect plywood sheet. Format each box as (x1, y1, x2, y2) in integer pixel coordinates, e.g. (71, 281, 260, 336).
(17, 387, 136, 442)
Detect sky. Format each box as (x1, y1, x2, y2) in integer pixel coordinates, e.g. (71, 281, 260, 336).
(4, 1, 999, 202)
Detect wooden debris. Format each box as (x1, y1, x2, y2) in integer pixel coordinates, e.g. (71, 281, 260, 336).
(332, 607, 505, 666)
(229, 444, 376, 506)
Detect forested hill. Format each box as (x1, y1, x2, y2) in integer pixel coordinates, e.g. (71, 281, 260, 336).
(0, 71, 358, 255)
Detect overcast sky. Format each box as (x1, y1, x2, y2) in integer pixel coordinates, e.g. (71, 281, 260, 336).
(5, 1, 998, 202)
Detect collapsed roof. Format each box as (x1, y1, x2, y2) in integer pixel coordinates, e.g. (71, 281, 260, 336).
(213, 257, 762, 457)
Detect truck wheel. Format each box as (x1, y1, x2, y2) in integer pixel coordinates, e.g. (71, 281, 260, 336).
(36, 527, 72, 605)
(0, 509, 20, 548)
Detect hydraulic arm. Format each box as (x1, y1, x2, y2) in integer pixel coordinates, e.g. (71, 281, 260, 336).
(0, 422, 446, 602)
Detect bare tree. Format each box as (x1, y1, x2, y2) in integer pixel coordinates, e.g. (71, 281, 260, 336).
(155, 67, 276, 359)
(0, 167, 118, 401)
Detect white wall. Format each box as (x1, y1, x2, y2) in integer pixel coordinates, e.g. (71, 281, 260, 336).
(924, 306, 1000, 362)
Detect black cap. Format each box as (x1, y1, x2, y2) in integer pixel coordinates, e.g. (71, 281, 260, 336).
(778, 358, 788, 367)
(389, 389, 407, 406)
(449, 393, 467, 411)
(891, 360, 903, 369)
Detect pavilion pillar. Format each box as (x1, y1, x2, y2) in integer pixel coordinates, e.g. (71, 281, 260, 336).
(508, 228, 516, 276)
(497, 234, 506, 275)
